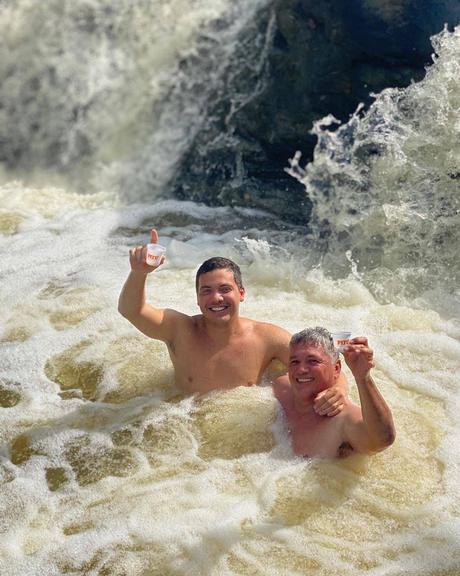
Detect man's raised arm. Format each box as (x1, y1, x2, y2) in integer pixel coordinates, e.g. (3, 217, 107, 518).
(118, 229, 181, 342)
(343, 337, 396, 453)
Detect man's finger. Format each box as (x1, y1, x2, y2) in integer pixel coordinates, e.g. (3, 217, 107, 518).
(141, 245, 148, 263)
(150, 229, 158, 244)
(314, 392, 337, 410)
(313, 390, 330, 407)
(349, 337, 368, 345)
(316, 401, 341, 415)
(325, 407, 342, 417)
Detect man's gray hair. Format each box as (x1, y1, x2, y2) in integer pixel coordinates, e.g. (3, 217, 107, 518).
(289, 327, 339, 361)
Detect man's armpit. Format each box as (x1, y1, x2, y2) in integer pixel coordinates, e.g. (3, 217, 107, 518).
(342, 410, 370, 453)
(265, 359, 287, 380)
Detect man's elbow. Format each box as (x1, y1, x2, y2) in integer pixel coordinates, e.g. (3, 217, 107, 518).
(118, 299, 138, 320)
(117, 299, 129, 318)
(382, 426, 396, 449)
(372, 424, 396, 453)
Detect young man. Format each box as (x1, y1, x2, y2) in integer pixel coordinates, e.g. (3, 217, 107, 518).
(118, 229, 346, 415)
(273, 327, 396, 458)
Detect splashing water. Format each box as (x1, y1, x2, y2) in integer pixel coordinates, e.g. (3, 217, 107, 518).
(287, 26, 460, 316)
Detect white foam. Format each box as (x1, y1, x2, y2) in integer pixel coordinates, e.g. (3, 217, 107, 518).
(1, 25, 460, 576)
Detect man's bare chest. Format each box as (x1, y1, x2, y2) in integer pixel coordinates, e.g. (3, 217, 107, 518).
(291, 416, 352, 459)
(169, 330, 267, 388)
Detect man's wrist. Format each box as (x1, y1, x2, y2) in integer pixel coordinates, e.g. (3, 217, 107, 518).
(355, 372, 372, 386)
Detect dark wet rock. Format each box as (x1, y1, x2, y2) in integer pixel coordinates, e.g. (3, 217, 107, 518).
(172, 0, 460, 222)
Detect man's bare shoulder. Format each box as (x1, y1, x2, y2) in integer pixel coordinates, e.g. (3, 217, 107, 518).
(341, 402, 362, 422)
(238, 317, 290, 365)
(242, 317, 291, 338)
(164, 308, 195, 322)
(340, 402, 370, 451)
(272, 374, 290, 402)
(162, 308, 199, 333)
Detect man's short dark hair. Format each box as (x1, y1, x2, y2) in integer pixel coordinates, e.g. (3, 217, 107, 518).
(195, 257, 244, 291)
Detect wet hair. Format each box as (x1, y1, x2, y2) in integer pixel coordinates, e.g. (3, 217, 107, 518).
(289, 326, 339, 362)
(195, 257, 244, 291)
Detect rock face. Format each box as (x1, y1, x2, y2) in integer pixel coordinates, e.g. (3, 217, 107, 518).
(172, 0, 460, 223)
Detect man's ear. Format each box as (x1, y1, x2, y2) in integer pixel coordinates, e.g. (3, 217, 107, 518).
(239, 287, 245, 302)
(333, 359, 341, 381)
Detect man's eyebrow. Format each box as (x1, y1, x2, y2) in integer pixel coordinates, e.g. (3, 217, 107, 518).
(199, 283, 233, 290)
(289, 352, 322, 360)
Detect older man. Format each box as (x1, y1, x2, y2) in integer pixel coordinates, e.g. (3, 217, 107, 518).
(273, 327, 395, 458)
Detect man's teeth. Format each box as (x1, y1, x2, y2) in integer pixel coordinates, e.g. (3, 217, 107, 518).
(210, 306, 226, 311)
(297, 377, 313, 382)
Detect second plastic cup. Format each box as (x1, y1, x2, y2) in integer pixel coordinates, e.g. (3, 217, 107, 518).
(146, 243, 166, 266)
(331, 331, 352, 352)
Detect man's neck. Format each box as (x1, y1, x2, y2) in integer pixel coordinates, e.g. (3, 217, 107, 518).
(200, 315, 244, 343)
(292, 394, 316, 416)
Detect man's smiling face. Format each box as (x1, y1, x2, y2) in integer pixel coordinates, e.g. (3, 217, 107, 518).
(288, 342, 341, 402)
(196, 268, 245, 322)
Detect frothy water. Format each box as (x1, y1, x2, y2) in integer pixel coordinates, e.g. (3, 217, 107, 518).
(1, 11, 460, 576)
(1, 186, 460, 575)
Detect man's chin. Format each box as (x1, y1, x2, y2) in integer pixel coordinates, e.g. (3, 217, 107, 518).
(294, 380, 315, 392)
(293, 383, 319, 402)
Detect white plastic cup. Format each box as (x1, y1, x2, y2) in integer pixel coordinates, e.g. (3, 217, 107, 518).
(331, 331, 352, 352)
(146, 243, 166, 266)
